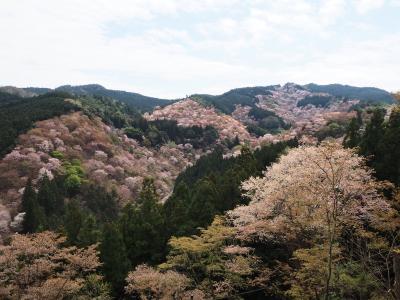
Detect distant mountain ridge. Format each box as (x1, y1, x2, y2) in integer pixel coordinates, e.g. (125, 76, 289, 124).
(57, 84, 173, 111)
(24, 87, 52, 95)
(0, 86, 37, 98)
(1, 82, 394, 113)
(192, 85, 278, 114)
(304, 83, 394, 103)
(22, 84, 172, 112)
(194, 83, 394, 113)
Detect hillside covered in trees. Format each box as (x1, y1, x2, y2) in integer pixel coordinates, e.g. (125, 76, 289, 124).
(0, 84, 399, 300)
(22, 84, 172, 112)
(0, 91, 79, 157)
(304, 83, 395, 104)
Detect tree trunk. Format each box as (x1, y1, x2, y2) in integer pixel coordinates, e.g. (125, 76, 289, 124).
(325, 234, 334, 300)
(325, 206, 337, 300)
(394, 252, 400, 300)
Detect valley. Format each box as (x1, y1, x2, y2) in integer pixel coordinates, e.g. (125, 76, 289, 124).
(0, 82, 399, 299)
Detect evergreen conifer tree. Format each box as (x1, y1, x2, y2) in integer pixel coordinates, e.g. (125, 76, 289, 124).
(343, 117, 362, 148)
(78, 214, 101, 246)
(64, 200, 83, 245)
(37, 175, 63, 215)
(120, 178, 166, 266)
(163, 182, 190, 236)
(360, 108, 385, 158)
(379, 106, 400, 184)
(100, 222, 130, 295)
(21, 179, 44, 233)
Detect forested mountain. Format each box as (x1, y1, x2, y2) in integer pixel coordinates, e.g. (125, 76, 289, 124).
(23, 84, 172, 112)
(0, 86, 37, 98)
(23, 87, 53, 95)
(19, 82, 394, 114)
(189, 83, 394, 139)
(192, 85, 279, 114)
(0, 85, 399, 299)
(56, 84, 173, 112)
(193, 82, 393, 114)
(0, 91, 78, 157)
(304, 83, 395, 103)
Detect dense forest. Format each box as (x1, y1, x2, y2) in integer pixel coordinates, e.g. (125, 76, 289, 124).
(0, 92, 78, 157)
(76, 94, 219, 149)
(126, 119, 219, 148)
(0, 92, 219, 159)
(304, 83, 395, 103)
(344, 105, 400, 185)
(2, 0, 398, 297)
(26, 84, 173, 112)
(246, 106, 290, 136)
(297, 95, 333, 108)
(0, 88, 399, 300)
(193, 83, 392, 115)
(15, 138, 294, 297)
(192, 86, 277, 114)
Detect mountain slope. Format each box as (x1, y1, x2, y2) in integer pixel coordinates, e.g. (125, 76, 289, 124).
(23, 87, 52, 95)
(192, 85, 278, 114)
(55, 84, 172, 112)
(0, 109, 217, 237)
(18, 82, 395, 113)
(145, 99, 255, 143)
(194, 83, 393, 114)
(22, 84, 172, 112)
(0, 86, 37, 98)
(304, 83, 394, 103)
(0, 94, 224, 238)
(0, 92, 79, 157)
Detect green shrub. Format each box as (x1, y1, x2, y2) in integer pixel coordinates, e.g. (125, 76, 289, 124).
(50, 150, 64, 159)
(64, 174, 82, 195)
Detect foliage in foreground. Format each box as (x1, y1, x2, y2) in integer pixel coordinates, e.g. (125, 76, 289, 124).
(227, 142, 400, 299)
(124, 142, 400, 299)
(0, 231, 110, 299)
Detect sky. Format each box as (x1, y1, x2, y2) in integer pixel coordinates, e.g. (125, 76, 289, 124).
(0, 0, 399, 99)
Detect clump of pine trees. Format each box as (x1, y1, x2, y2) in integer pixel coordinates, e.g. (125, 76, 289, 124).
(344, 104, 400, 185)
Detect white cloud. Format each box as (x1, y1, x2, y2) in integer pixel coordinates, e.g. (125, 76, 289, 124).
(284, 34, 400, 91)
(353, 0, 385, 14)
(0, 0, 398, 97)
(319, 0, 347, 25)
